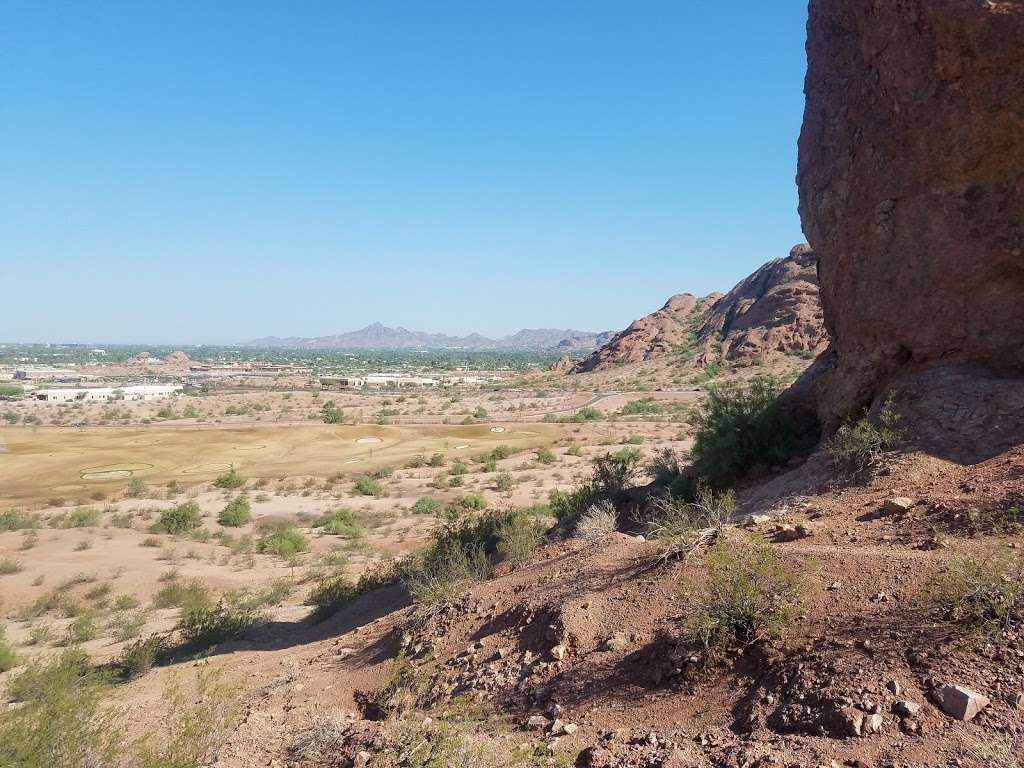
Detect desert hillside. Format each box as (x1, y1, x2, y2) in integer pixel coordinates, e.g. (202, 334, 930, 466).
(2, 3, 1022, 768)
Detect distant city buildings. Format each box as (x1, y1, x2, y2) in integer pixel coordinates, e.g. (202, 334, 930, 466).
(32, 384, 181, 402)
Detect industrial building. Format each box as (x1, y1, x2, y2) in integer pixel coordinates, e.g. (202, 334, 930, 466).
(33, 384, 182, 403)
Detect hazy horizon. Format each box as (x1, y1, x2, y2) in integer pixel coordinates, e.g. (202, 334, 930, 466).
(3, 2, 808, 344)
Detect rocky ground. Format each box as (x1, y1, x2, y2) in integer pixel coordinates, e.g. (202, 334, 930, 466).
(68, 433, 1021, 768)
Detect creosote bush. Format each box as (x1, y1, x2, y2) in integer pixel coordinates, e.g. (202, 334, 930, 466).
(256, 526, 309, 558)
(826, 392, 904, 476)
(410, 496, 443, 515)
(314, 507, 364, 537)
(352, 475, 387, 497)
(156, 501, 202, 535)
(933, 547, 1023, 636)
(218, 495, 252, 527)
(690, 374, 797, 487)
(213, 466, 245, 490)
(678, 531, 803, 662)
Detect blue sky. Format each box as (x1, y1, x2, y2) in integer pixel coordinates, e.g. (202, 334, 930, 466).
(1, 2, 809, 344)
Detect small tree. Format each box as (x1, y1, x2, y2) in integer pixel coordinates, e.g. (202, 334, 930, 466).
(218, 496, 252, 527)
(158, 501, 202, 534)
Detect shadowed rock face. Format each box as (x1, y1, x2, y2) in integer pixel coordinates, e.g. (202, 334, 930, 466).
(798, 0, 1024, 426)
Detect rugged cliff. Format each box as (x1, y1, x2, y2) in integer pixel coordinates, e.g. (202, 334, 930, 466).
(572, 245, 826, 374)
(797, 0, 1024, 428)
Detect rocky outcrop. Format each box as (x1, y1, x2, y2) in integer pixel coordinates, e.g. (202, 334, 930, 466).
(549, 355, 573, 374)
(798, 1, 1024, 426)
(572, 245, 826, 373)
(697, 244, 827, 364)
(571, 293, 720, 373)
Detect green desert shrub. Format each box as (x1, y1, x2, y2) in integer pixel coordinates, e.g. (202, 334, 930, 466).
(306, 574, 358, 620)
(217, 495, 252, 527)
(495, 514, 545, 568)
(826, 392, 904, 476)
(548, 484, 600, 524)
(488, 445, 514, 461)
(176, 594, 265, 650)
(116, 634, 165, 680)
(152, 578, 212, 612)
(678, 531, 804, 662)
(0, 626, 17, 672)
(458, 492, 488, 511)
(155, 501, 202, 535)
(321, 400, 345, 424)
(0, 557, 24, 575)
(0, 649, 125, 768)
(494, 472, 514, 492)
(256, 526, 308, 558)
(0, 508, 40, 531)
(352, 476, 387, 497)
(213, 466, 245, 490)
(314, 508, 364, 538)
(410, 496, 443, 515)
(591, 448, 643, 496)
(690, 374, 797, 487)
(933, 547, 1023, 637)
(535, 448, 556, 465)
(64, 506, 102, 528)
(109, 609, 150, 643)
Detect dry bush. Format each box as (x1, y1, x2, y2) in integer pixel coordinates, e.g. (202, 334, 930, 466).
(573, 501, 617, 540)
(646, 485, 735, 562)
(287, 712, 350, 761)
(934, 546, 1023, 636)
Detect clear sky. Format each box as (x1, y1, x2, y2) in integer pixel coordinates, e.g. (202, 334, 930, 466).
(1, 2, 809, 344)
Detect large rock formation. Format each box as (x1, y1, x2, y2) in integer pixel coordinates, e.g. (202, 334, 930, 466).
(698, 244, 827, 365)
(797, 0, 1024, 428)
(572, 245, 827, 373)
(571, 293, 720, 373)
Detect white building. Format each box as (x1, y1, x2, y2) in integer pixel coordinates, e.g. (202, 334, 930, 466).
(364, 374, 439, 388)
(34, 385, 182, 403)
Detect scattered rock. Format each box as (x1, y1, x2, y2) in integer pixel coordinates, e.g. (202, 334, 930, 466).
(776, 523, 813, 542)
(549, 644, 568, 661)
(882, 497, 914, 515)
(933, 684, 989, 721)
(526, 715, 549, 731)
(893, 700, 921, 718)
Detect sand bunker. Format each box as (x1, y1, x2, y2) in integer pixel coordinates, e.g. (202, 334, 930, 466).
(79, 462, 153, 481)
(180, 462, 233, 475)
(356, 437, 383, 445)
(82, 470, 132, 480)
(489, 426, 507, 433)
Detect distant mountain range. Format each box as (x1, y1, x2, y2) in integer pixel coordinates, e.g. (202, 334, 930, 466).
(245, 323, 615, 352)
